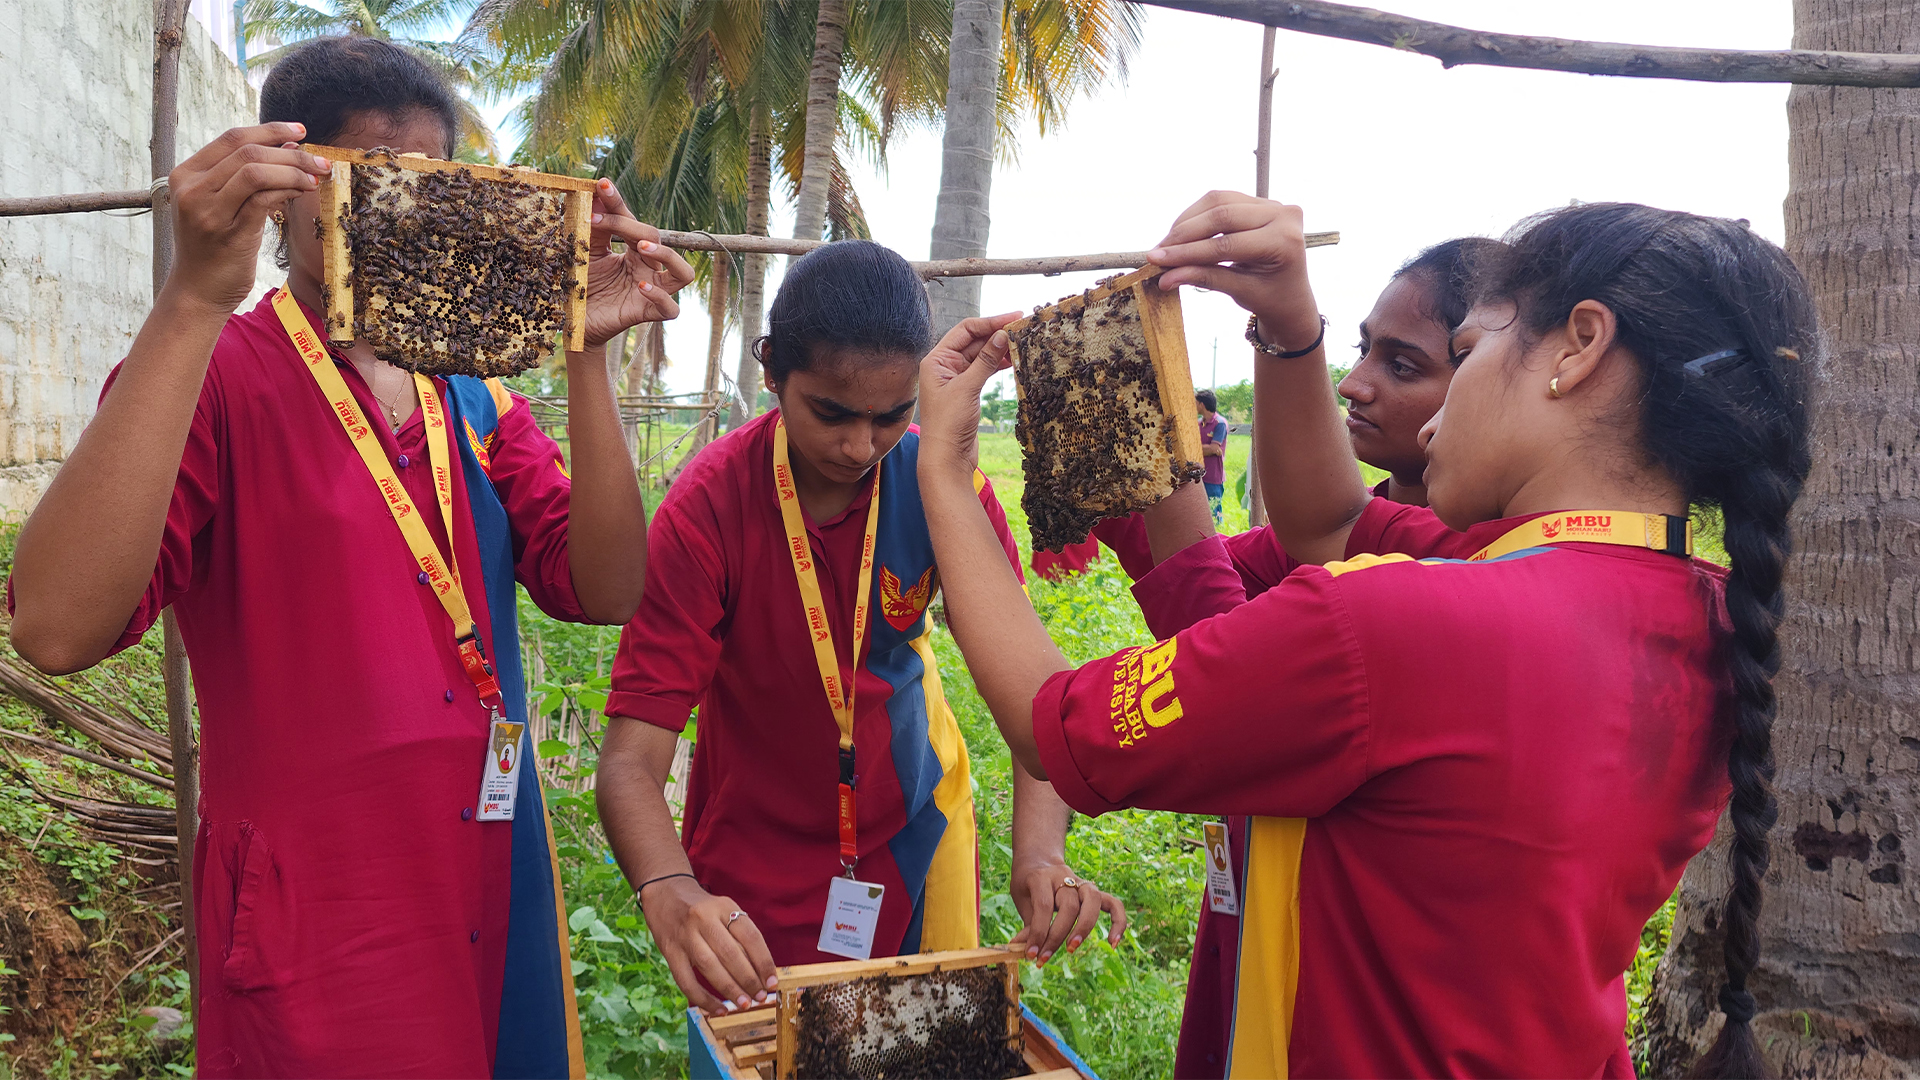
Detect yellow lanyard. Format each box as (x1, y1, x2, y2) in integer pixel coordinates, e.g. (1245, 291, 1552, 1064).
(1467, 510, 1693, 562)
(271, 288, 503, 707)
(772, 416, 880, 869)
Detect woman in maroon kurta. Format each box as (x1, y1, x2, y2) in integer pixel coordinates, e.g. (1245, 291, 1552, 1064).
(8, 39, 693, 1078)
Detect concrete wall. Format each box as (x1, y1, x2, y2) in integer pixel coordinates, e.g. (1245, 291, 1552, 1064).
(0, 2, 274, 518)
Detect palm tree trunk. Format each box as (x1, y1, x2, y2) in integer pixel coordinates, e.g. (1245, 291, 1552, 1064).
(792, 0, 850, 242)
(1639, 1, 1920, 1074)
(703, 255, 731, 443)
(927, 0, 1005, 338)
(732, 101, 773, 428)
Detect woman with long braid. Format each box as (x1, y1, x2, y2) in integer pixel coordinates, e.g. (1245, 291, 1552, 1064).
(912, 197, 1812, 1078)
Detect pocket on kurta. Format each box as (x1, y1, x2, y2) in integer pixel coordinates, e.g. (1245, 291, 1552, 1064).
(220, 822, 295, 994)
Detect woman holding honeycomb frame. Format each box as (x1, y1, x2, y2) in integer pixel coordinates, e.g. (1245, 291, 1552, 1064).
(7, 37, 693, 1080)
(914, 194, 1813, 1079)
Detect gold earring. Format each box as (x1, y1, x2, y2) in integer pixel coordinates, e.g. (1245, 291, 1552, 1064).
(1549, 376, 1562, 399)
(272, 210, 285, 226)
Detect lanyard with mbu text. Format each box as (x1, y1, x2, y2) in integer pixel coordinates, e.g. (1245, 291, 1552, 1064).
(269, 289, 504, 712)
(773, 416, 882, 873)
(1467, 510, 1693, 562)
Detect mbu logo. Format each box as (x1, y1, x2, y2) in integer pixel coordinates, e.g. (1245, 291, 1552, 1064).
(1109, 637, 1182, 749)
(879, 566, 935, 631)
(1544, 513, 1614, 539)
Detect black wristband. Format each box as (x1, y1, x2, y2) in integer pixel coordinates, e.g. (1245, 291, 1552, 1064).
(1246, 313, 1327, 359)
(636, 871, 696, 897)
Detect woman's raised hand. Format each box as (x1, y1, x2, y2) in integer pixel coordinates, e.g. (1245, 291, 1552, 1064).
(1149, 191, 1324, 354)
(580, 179, 696, 349)
(916, 312, 1022, 470)
(166, 122, 334, 315)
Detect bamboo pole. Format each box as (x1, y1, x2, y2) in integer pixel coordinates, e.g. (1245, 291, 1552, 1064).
(1247, 26, 1277, 530)
(1142, 0, 1920, 88)
(150, 0, 199, 1023)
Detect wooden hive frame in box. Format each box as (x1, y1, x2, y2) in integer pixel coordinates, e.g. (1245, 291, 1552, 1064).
(1007, 264, 1205, 552)
(691, 946, 1092, 1080)
(306, 144, 598, 373)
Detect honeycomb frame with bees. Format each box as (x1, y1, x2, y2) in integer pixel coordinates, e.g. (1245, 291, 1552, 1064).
(1008, 265, 1206, 553)
(689, 946, 1092, 1080)
(305, 143, 597, 377)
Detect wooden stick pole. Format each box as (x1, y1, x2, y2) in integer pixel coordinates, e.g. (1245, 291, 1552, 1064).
(150, 0, 199, 1024)
(655, 230, 1338, 278)
(0, 190, 156, 217)
(1142, 0, 1920, 88)
(1247, 26, 1277, 530)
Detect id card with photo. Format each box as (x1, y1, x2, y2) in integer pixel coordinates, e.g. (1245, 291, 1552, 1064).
(477, 717, 525, 821)
(817, 876, 886, 960)
(1203, 820, 1239, 916)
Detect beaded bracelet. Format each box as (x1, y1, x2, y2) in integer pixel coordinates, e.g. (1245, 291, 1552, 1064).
(1246, 313, 1327, 359)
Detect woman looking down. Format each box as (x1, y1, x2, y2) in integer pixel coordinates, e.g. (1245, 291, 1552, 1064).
(914, 198, 1813, 1078)
(597, 241, 1125, 1017)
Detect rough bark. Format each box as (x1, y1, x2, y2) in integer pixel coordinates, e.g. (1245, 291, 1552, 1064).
(1143, 0, 1920, 88)
(731, 102, 772, 429)
(150, 0, 199, 1021)
(792, 0, 849, 243)
(926, 0, 1006, 339)
(1247, 26, 1276, 530)
(703, 255, 730, 445)
(1641, 2, 1920, 1075)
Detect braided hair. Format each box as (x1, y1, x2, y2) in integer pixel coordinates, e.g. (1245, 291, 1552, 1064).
(1477, 203, 1816, 1079)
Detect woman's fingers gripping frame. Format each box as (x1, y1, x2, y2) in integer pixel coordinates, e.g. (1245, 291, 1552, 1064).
(1149, 194, 1306, 291)
(589, 180, 696, 289)
(597, 216, 694, 322)
(675, 900, 776, 1013)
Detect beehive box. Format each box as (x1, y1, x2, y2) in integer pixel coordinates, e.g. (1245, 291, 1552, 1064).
(1009, 265, 1205, 553)
(688, 947, 1097, 1080)
(305, 143, 597, 377)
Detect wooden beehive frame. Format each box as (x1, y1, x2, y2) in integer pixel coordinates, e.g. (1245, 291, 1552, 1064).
(1006, 263, 1198, 549)
(697, 945, 1072, 1080)
(306, 143, 597, 353)
(1006, 264, 1204, 468)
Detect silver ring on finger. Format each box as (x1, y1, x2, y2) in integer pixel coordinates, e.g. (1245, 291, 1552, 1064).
(727, 909, 747, 927)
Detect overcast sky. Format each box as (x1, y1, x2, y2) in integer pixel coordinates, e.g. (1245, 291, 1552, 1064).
(494, 0, 1795, 397)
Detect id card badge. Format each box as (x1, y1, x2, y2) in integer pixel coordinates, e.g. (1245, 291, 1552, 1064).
(476, 716, 525, 821)
(1202, 821, 1239, 916)
(817, 876, 886, 960)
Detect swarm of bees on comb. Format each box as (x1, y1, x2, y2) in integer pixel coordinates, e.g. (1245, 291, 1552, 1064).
(1010, 266, 1205, 553)
(794, 967, 1025, 1080)
(309, 145, 595, 378)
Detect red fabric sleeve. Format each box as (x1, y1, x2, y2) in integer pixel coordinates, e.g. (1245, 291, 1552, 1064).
(975, 469, 1026, 584)
(605, 485, 728, 732)
(1125, 535, 1248, 641)
(1090, 514, 1154, 580)
(482, 391, 586, 622)
(1343, 498, 1553, 561)
(1033, 557, 1372, 819)
(34, 360, 225, 656)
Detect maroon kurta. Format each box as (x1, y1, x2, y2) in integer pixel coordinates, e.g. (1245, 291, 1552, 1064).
(63, 295, 581, 1076)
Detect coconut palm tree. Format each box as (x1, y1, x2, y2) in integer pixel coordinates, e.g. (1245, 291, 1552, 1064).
(464, 0, 1138, 423)
(928, 0, 1142, 334)
(1639, 0, 1920, 1073)
(240, 0, 500, 159)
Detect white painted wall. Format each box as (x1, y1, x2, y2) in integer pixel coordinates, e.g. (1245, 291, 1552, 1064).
(0, 1, 274, 517)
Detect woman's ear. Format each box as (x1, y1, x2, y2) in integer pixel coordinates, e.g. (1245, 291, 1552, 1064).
(1545, 299, 1619, 399)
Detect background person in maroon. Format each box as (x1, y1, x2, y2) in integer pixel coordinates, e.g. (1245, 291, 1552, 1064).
(597, 242, 1124, 1018)
(6, 38, 694, 1078)
(911, 198, 1814, 1078)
